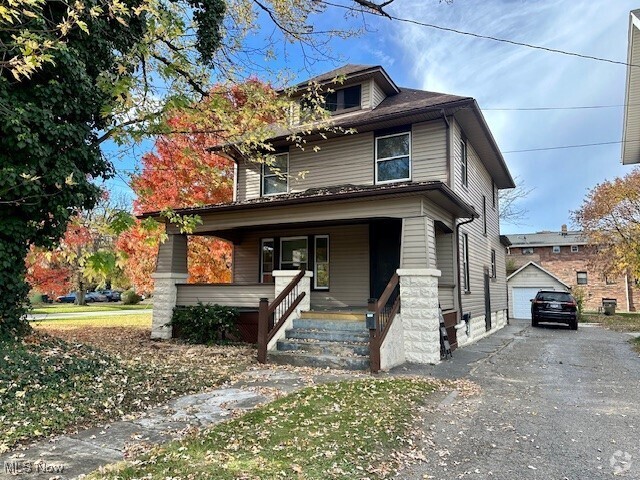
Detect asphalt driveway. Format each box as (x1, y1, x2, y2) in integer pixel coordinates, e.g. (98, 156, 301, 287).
(400, 319, 640, 479)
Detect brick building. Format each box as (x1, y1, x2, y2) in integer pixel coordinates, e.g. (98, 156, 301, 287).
(505, 225, 637, 313)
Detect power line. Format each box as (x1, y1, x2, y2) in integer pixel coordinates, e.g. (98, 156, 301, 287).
(503, 140, 625, 154)
(320, 1, 636, 68)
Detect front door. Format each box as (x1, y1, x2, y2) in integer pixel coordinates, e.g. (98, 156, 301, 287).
(484, 272, 492, 331)
(369, 219, 402, 299)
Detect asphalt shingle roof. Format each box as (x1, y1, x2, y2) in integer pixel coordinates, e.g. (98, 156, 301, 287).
(505, 231, 587, 246)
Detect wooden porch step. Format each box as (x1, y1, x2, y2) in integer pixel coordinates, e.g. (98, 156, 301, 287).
(300, 310, 366, 321)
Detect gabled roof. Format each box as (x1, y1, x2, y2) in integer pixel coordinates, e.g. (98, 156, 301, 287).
(505, 230, 587, 247)
(507, 261, 571, 289)
(622, 9, 640, 164)
(292, 64, 400, 95)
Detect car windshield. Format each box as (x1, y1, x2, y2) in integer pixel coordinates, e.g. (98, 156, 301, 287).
(537, 292, 573, 302)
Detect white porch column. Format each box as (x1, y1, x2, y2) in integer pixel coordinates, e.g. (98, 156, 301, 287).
(268, 270, 313, 349)
(397, 268, 441, 364)
(151, 234, 188, 339)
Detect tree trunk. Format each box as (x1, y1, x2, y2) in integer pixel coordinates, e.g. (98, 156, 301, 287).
(75, 273, 86, 305)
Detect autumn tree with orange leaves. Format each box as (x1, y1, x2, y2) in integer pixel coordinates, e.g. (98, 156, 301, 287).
(572, 167, 640, 280)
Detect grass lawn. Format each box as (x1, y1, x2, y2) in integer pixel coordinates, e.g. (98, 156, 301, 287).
(633, 337, 640, 353)
(32, 313, 151, 329)
(31, 303, 152, 314)
(1, 317, 254, 452)
(583, 312, 640, 332)
(91, 378, 438, 480)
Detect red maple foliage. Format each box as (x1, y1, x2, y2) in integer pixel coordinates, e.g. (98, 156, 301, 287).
(117, 112, 236, 293)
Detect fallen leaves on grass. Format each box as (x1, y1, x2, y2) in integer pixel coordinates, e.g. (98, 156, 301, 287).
(1, 328, 254, 451)
(89, 378, 444, 480)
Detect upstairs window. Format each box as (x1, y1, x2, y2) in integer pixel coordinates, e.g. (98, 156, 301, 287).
(375, 132, 411, 184)
(552, 246, 561, 253)
(462, 233, 470, 292)
(577, 271, 588, 285)
(482, 195, 487, 235)
(324, 84, 361, 112)
(460, 138, 468, 187)
(571, 245, 579, 253)
(262, 153, 288, 196)
(491, 249, 496, 278)
(522, 247, 534, 255)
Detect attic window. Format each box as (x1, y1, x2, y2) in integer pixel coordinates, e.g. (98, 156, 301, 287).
(324, 84, 361, 112)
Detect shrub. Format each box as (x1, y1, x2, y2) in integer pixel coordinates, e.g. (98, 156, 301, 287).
(572, 286, 586, 321)
(170, 303, 239, 344)
(121, 289, 142, 305)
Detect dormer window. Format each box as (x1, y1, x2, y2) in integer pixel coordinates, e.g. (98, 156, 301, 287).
(262, 153, 288, 196)
(324, 84, 361, 112)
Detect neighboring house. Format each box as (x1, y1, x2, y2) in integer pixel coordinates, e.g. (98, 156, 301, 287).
(505, 225, 637, 317)
(622, 9, 640, 164)
(145, 64, 516, 370)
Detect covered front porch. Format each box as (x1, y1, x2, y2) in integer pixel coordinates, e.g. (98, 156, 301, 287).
(148, 182, 476, 369)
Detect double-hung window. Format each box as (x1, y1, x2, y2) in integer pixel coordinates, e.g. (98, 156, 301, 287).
(460, 139, 468, 187)
(262, 153, 288, 196)
(462, 233, 470, 292)
(280, 237, 308, 271)
(490, 249, 496, 278)
(375, 132, 411, 184)
(260, 239, 275, 283)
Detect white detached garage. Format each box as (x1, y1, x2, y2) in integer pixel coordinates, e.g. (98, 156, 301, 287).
(507, 262, 571, 319)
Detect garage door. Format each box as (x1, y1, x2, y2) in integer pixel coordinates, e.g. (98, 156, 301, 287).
(512, 287, 547, 319)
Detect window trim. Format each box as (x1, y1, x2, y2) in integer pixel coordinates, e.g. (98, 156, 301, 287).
(279, 236, 308, 270)
(576, 271, 588, 285)
(490, 249, 496, 278)
(260, 238, 275, 284)
(460, 138, 468, 188)
(462, 233, 470, 293)
(375, 131, 412, 185)
(261, 152, 289, 197)
(552, 245, 561, 254)
(313, 235, 330, 290)
(482, 195, 487, 235)
(324, 84, 362, 113)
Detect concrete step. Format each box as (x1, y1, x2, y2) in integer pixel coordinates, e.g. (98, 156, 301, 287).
(268, 351, 370, 370)
(300, 310, 366, 321)
(277, 338, 370, 356)
(285, 328, 369, 343)
(292, 318, 367, 332)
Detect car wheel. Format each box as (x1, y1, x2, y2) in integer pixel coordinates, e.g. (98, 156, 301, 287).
(532, 317, 539, 327)
(570, 319, 578, 331)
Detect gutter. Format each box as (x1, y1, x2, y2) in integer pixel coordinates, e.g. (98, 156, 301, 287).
(441, 109, 451, 187)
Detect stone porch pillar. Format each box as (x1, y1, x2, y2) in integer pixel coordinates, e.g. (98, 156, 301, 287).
(397, 268, 442, 364)
(151, 234, 188, 339)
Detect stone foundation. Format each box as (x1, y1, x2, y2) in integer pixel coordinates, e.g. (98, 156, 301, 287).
(151, 273, 189, 339)
(397, 268, 441, 365)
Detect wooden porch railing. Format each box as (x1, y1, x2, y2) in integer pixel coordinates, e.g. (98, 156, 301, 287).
(368, 272, 400, 373)
(257, 269, 307, 363)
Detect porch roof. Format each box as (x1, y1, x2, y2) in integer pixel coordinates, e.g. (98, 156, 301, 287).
(140, 181, 478, 224)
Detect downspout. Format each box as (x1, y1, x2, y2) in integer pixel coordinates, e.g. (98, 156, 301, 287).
(455, 216, 475, 330)
(441, 110, 451, 187)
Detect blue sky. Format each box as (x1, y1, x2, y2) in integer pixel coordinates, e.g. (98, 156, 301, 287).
(105, 0, 638, 234)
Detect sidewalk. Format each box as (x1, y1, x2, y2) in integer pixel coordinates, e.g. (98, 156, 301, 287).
(0, 368, 365, 479)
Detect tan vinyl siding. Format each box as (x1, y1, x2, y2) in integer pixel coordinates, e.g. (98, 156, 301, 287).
(400, 216, 429, 269)
(623, 23, 640, 164)
(234, 224, 370, 308)
(452, 120, 507, 317)
(411, 121, 448, 183)
(289, 133, 374, 191)
(236, 159, 261, 201)
(176, 284, 274, 307)
(192, 196, 422, 234)
(156, 234, 188, 273)
(371, 80, 386, 108)
(360, 81, 371, 110)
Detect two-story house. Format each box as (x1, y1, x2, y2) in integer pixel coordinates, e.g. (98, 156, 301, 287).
(145, 64, 515, 371)
(505, 225, 638, 317)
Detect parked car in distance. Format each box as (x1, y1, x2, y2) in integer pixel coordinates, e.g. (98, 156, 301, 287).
(56, 292, 77, 303)
(96, 289, 121, 302)
(86, 291, 108, 302)
(531, 290, 578, 330)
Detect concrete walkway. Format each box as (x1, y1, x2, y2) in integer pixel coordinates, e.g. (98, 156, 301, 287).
(0, 368, 366, 479)
(27, 310, 151, 321)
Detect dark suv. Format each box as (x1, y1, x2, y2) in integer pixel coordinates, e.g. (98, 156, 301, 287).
(531, 290, 578, 330)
